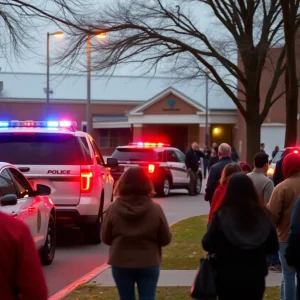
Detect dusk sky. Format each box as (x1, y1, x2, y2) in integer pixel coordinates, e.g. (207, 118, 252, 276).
(0, 1, 214, 75)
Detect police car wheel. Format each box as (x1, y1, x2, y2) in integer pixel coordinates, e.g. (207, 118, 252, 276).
(83, 194, 104, 245)
(157, 177, 171, 197)
(40, 214, 56, 266)
(196, 177, 202, 194)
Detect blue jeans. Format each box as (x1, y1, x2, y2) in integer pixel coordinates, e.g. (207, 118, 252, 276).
(112, 266, 160, 300)
(279, 243, 297, 300)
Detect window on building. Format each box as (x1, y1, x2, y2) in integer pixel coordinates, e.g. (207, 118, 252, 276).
(99, 128, 132, 148)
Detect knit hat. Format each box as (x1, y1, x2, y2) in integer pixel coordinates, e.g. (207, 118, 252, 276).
(240, 161, 251, 172)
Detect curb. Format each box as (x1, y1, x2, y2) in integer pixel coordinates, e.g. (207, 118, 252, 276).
(48, 263, 110, 300)
(48, 215, 203, 299)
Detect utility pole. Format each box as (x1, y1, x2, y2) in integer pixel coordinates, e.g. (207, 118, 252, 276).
(86, 35, 92, 135)
(46, 33, 50, 119)
(205, 72, 209, 146)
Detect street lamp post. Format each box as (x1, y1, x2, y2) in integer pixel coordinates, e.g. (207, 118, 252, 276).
(205, 72, 209, 147)
(86, 32, 106, 135)
(46, 31, 64, 119)
(86, 35, 92, 135)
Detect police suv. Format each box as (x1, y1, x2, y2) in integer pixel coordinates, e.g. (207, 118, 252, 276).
(110, 142, 203, 197)
(0, 120, 118, 244)
(0, 162, 55, 265)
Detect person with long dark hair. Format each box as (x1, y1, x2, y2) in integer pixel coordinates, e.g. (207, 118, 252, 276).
(101, 166, 172, 300)
(202, 173, 279, 300)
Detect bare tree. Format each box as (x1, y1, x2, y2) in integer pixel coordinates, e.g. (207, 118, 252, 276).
(280, 0, 300, 147)
(0, 0, 86, 61)
(57, 0, 287, 163)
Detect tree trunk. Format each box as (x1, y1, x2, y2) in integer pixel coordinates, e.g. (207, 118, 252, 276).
(246, 119, 263, 167)
(281, 1, 298, 147)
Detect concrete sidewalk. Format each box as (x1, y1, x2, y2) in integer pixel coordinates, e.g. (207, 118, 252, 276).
(90, 268, 281, 288)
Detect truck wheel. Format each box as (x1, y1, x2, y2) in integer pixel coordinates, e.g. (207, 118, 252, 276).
(83, 195, 104, 245)
(40, 214, 56, 266)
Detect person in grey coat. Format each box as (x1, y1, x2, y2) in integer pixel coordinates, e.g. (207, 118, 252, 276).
(248, 152, 274, 204)
(248, 152, 280, 272)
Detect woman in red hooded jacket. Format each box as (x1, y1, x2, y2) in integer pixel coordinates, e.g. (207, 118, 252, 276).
(268, 153, 300, 300)
(0, 211, 48, 300)
(208, 162, 242, 225)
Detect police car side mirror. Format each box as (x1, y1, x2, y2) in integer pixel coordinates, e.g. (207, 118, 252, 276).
(0, 194, 17, 206)
(106, 158, 118, 169)
(36, 184, 51, 196)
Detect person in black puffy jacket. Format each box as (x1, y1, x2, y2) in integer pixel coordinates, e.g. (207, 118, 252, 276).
(204, 143, 232, 204)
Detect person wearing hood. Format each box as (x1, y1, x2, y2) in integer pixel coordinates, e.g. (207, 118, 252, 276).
(101, 166, 172, 300)
(202, 173, 279, 300)
(267, 153, 300, 300)
(0, 211, 48, 300)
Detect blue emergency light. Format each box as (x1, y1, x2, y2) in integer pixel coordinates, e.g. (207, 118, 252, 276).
(0, 120, 77, 129)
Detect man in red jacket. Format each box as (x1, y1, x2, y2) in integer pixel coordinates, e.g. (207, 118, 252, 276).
(0, 211, 48, 300)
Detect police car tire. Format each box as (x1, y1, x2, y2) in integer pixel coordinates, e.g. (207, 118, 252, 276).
(157, 177, 171, 197)
(196, 176, 202, 195)
(40, 214, 56, 266)
(83, 194, 104, 245)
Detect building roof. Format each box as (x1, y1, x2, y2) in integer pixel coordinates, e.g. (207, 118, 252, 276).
(0, 72, 236, 110)
(129, 87, 206, 114)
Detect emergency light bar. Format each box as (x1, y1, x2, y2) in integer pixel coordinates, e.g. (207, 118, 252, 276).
(128, 142, 170, 147)
(0, 120, 77, 129)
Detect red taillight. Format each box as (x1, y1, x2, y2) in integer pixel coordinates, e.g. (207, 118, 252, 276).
(294, 150, 299, 154)
(81, 169, 93, 193)
(148, 164, 155, 173)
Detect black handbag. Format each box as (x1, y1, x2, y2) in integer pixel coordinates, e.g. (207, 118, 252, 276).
(190, 255, 217, 300)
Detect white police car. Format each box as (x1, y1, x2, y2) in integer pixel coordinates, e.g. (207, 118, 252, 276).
(110, 142, 203, 197)
(0, 162, 55, 265)
(0, 120, 118, 244)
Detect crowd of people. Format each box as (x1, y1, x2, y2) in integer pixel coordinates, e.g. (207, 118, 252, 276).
(101, 142, 300, 300)
(1, 141, 300, 300)
(202, 142, 300, 300)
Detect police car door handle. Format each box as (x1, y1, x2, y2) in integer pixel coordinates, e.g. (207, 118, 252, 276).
(19, 167, 30, 173)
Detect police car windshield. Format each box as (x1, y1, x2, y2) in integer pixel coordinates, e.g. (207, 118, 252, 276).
(0, 133, 80, 165)
(111, 148, 160, 162)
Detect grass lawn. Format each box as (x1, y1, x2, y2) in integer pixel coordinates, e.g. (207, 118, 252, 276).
(161, 215, 207, 270)
(64, 215, 281, 299)
(64, 285, 280, 299)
